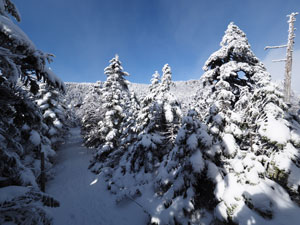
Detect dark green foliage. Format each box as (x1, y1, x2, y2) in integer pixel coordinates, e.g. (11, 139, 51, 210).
(192, 168, 219, 211)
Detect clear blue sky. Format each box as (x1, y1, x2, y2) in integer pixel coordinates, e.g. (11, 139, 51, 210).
(13, 0, 300, 84)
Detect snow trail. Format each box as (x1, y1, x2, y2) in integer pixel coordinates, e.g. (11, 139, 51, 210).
(46, 127, 148, 225)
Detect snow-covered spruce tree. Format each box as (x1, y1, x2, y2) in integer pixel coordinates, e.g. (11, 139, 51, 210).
(0, 0, 64, 92)
(119, 91, 140, 147)
(35, 82, 68, 149)
(96, 90, 141, 181)
(194, 22, 300, 224)
(242, 80, 300, 206)
(152, 23, 300, 224)
(97, 66, 182, 202)
(0, 185, 59, 225)
(0, 81, 62, 224)
(0, 1, 63, 223)
(150, 70, 160, 96)
(89, 55, 132, 172)
(152, 109, 217, 224)
(159, 64, 182, 143)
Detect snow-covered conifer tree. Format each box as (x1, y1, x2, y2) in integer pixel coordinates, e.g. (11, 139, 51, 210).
(0, 1, 63, 223)
(152, 23, 300, 224)
(96, 65, 182, 202)
(125, 65, 181, 175)
(35, 83, 68, 149)
(198, 22, 300, 224)
(153, 109, 217, 224)
(0, 0, 64, 92)
(149, 70, 160, 96)
(89, 55, 132, 172)
(242, 80, 300, 206)
(159, 64, 182, 142)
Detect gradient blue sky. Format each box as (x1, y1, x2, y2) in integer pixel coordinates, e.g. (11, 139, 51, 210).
(13, 0, 300, 84)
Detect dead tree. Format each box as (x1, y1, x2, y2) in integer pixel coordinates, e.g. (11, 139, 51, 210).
(265, 12, 298, 103)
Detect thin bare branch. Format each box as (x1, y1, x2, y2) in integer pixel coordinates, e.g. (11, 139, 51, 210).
(272, 59, 287, 62)
(264, 45, 287, 50)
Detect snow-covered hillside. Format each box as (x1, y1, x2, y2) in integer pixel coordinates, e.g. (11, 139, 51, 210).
(65, 79, 299, 118)
(65, 79, 202, 118)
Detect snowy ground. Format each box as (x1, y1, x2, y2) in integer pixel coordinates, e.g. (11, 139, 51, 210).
(46, 127, 148, 225)
(45, 127, 300, 225)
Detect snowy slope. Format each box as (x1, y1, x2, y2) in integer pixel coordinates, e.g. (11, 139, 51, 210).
(65, 79, 202, 116)
(46, 127, 148, 225)
(45, 127, 300, 225)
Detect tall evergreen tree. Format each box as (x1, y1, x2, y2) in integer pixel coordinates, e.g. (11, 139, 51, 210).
(0, 0, 64, 92)
(35, 83, 68, 149)
(200, 22, 300, 224)
(89, 55, 132, 172)
(153, 109, 216, 224)
(96, 65, 182, 202)
(159, 64, 182, 143)
(0, 1, 63, 223)
(153, 23, 300, 224)
(126, 65, 181, 175)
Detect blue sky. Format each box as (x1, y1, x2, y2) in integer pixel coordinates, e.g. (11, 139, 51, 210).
(13, 0, 300, 84)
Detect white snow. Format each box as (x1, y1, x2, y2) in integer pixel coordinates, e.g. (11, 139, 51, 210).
(222, 133, 238, 157)
(214, 201, 228, 221)
(105, 129, 117, 141)
(44, 109, 56, 119)
(0, 15, 35, 50)
(53, 119, 63, 129)
(259, 116, 291, 144)
(0, 186, 29, 203)
(49, 127, 58, 136)
(41, 144, 56, 158)
(19, 168, 38, 187)
(164, 104, 174, 123)
(190, 150, 204, 172)
(232, 158, 244, 173)
(47, 128, 148, 225)
(187, 133, 198, 150)
(29, 130, 41, 146)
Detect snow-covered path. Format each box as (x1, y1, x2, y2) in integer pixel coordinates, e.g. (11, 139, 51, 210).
(46, 127, 148, 225)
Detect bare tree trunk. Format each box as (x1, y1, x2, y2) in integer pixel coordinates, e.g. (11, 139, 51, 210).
(265, 12, 298, 103)
(41, 151, 45, 192)
(284, 13, 298, 103)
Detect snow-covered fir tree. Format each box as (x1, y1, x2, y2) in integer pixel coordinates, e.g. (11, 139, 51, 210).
(152, 22, 300, 224)
(0, 81, 62, 224)
(0, 1, 64, 223)
(94, 65, 182, 202)
(35, 82, 68, 149)
(203, 22, 300, 224)
(242, 81, 300, 205)
(0, 0, 64, 92)
(129, 64, 181, 172)
(89, 54, 132, 172)
(150, 70, 160, 96)
(153, 109, 216, 224)
(64, 82, 102, 123)
(159, 64, 182, 143)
